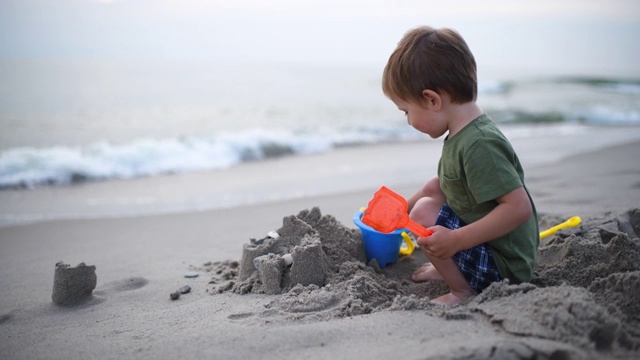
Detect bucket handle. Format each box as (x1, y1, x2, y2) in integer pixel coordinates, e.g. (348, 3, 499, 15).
(399, 232, 415, 256)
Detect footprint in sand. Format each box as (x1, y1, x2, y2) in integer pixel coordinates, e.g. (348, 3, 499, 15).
(228, 312, 254, 320)
(93, 277, 149, 296)
(52, 277, 149, 307)
(0, 311, 14, 325)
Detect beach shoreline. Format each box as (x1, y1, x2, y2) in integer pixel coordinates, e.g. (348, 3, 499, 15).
(2, 124, 640, 228)
(1, 138, 640, 359)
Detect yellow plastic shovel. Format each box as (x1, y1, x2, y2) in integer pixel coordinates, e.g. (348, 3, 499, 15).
(539, 216, 581, 239)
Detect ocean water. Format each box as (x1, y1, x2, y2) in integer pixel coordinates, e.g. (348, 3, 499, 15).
(1, 60, 639, 189)
(2, 0, 640, 189)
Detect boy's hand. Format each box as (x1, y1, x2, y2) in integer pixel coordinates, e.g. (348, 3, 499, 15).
(416, 225, 460, 259)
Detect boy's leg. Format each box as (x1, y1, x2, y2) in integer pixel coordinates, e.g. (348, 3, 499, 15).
(422, 204, 502, 305)
(425, 255, 476, 305)
(408, 176, 445, 224)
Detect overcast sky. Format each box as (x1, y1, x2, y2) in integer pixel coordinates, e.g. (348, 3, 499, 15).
(1, 0, 639, 76)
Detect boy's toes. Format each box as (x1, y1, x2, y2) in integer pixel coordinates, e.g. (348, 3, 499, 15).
(431, 293, 464, 306)
(411, 264, 430, 282)
(411, 263, 443, 282)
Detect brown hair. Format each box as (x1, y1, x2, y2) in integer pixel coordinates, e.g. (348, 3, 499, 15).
(382, 26, 477, 104)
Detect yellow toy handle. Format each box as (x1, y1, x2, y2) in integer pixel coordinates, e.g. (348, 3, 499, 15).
(539, 216, 581, 239)
(399, 232, 415, 256)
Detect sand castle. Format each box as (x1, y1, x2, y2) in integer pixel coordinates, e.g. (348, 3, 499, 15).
(235, 207, 365, 294)
(52, 261, 97, 305)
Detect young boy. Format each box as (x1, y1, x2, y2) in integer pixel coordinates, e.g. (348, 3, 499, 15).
(382, 26, 539, 306)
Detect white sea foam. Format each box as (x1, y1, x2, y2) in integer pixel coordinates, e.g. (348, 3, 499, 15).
(0, 118, 628, 189)
(0, 126, 419, 188)
(570, 106, 640, 126)
(601, 82, 640, 95)
(478, 81, 512, 95)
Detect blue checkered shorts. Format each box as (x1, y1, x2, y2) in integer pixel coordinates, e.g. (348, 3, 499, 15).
(435, 204, 502, 293)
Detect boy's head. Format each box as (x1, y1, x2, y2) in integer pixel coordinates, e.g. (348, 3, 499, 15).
(382, 26, 477, 105)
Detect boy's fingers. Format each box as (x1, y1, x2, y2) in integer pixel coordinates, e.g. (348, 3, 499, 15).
(416, 236, 430, 247)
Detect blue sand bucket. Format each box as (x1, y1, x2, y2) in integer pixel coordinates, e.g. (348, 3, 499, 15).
(353, 211, 414, 268)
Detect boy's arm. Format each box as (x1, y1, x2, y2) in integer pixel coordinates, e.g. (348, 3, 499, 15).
(419, 186, 532, 259)
(407, 176, 444, 213)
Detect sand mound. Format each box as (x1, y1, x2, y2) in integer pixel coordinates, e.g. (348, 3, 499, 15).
(534, 209, 640, 288)
(196, 207, 640, 356)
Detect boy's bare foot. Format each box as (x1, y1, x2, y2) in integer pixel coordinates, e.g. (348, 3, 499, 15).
(411, 263, 444, 282)
(431, 290, 476, 306)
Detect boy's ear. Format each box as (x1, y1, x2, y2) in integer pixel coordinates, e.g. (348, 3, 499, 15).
(421, 89, 442, 110)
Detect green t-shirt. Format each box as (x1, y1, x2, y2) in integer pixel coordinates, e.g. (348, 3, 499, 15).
(438, 114, 539, 283)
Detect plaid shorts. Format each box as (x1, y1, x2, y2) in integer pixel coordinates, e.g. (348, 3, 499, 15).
(435, 204, 502, 293)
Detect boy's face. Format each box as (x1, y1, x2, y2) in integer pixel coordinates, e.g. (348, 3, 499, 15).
(390, 94, 447, 139)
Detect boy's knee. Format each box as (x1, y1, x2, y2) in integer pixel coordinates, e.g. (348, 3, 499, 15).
(422, 177, 442, 195)
(410, 197, 441, 227)
(420, 177, 445, 205)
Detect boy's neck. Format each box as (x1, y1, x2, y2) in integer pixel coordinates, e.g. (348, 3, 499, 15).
(445, 102, 483, 138)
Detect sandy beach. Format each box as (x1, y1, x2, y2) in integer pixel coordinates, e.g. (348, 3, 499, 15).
(1, 134, 640, 359)
(2, 1, 640, 359)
